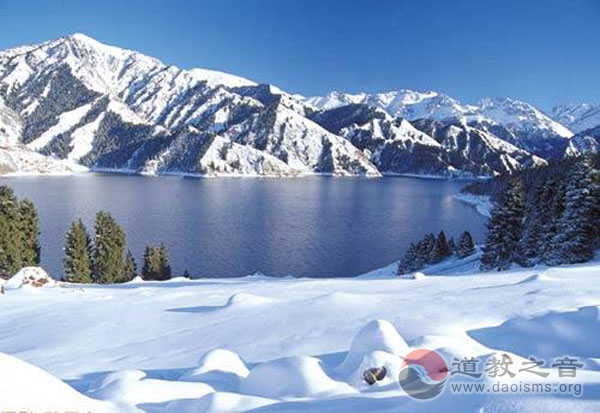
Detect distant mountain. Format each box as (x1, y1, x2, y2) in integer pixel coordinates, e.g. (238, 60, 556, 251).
(308, 92, 573, 159)
(0, 34, 592, 177)
(310, 104, 545, 177)
(552, 103, 600, 134)
(564, 125, 600, 157)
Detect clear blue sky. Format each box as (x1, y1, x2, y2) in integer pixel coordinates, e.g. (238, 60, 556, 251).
(1, 0, 599, 109)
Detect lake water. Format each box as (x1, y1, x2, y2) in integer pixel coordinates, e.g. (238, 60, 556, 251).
(0, 174, 487, 278)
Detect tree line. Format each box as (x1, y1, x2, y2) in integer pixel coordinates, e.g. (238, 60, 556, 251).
(397, 230, 475, 275)
(63, 213, 173, 283)
(0, 184, 175, 282)
(480, 156, 600, 270)
(397, 155, 600, 274)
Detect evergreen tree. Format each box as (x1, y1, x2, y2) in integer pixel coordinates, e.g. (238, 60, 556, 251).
(457, 231, 475, 258)
(0, 186, 23, 276)
(183, 269, 191, 279)
(123, 250, 137, 282)
(419, 233, 436, 263)
(431, 231, 450, 263)
(93, 211, 126, 283)
(158, 244, 172, 280)
(397, 242, 419, 275)
(544, 158, 600, 265)
(141, 244, 172, 281)
(538, 178, 566, 263)
(142, 245, 161, 280)
(63, 219, 93, 283)
(480, 179, 526, 271)
(519, 181, 545, 264)
(18, 199, 40, 266)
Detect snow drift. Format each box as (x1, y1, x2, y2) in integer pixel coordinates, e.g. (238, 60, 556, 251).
(0, 352, 111, 412)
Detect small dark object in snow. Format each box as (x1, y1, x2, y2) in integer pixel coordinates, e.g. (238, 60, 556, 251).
(363, 366, 387, 385)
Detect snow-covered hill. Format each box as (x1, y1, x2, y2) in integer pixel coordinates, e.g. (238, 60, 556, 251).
(1, 261, 600, 411)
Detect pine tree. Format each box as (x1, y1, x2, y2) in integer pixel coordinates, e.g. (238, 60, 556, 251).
(183, 269, 191, 279)
(18, 199, 40, 267)
(0, 186, 23, 276)
(544, 158, 600, 265)
(519, 182, 545, 264)
(63, 219, 93, 283)
(93, 211, 126, 283)
(123, 250, 137, 282)
(539, 178, 566, 263)
(142, 245, 160, 280)
(480, 179, 526, 271)
(158, 244, 172, 280)
(142, 244, 171, 281)
(397, 243, 419, 275)
(419, 233, 436, 263)
(457, 231, 475, 258)
(431, 231, 450, 263)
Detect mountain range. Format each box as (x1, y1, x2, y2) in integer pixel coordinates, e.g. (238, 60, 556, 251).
(0, 33, 598, 177)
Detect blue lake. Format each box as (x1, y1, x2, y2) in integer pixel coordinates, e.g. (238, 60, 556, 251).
(0, 174, 487, 278)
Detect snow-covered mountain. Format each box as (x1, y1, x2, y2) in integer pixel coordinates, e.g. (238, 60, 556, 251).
(311, 104, 545, 177)
(564, 125, 600, 157)
(0, 33, 594, 177)
(308, 91, 574, 159)
(307, 90, 475, 121)
(0, 34, 378, 177)
(552, 103, 600, 135)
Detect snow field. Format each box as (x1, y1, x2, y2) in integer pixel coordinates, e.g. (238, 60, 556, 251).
(1, 259, 600, 411)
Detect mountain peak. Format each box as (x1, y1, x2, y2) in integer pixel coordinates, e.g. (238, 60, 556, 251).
(67, 32, 96, 42)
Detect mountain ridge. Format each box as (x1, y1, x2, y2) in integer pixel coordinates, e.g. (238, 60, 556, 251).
(0, 33, 597, 177)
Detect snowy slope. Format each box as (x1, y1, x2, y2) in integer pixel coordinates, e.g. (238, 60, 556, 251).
(1, 261, 600, 411)
(0, 98, 80, 174)
(553, 103, 600, 134)
(0, 97, 21, 146)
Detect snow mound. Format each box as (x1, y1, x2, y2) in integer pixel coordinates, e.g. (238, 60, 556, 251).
(4, 267, 56, 289)
(180, 349, 249, 391)
(162, 391, 275, 413)
(400, 271, 427, 280)
(89, 369, 213, 407)
(195, 349, 250, 377)
(225, 292, 274, 307)
(348, 350, 404, 389)
(0, 352, 110, 412)
(337, 319, 410, 377)
(240, 356, 356, 399)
